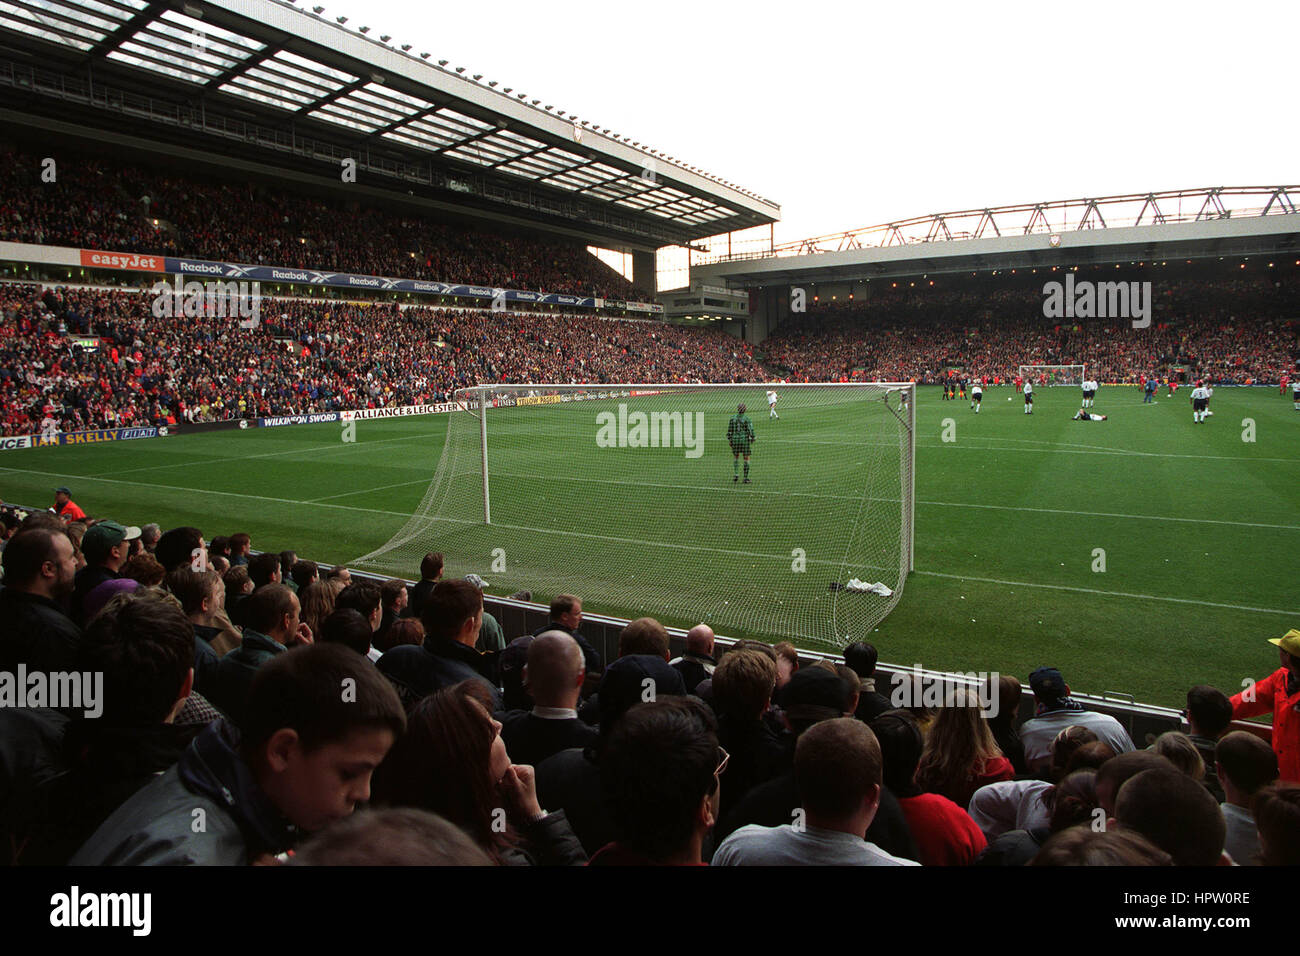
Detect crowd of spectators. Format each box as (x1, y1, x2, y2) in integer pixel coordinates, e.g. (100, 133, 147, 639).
(0, 284, 760, 436)
(2, 500, 1297, 867)
(5, 271, 1296, 436)
(0, 146, 651, 300)
(764, 278, 1299, 384)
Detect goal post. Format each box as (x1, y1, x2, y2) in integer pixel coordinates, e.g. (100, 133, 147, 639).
(1019, 364, 1087, 386)
(353, 381, 916, 648)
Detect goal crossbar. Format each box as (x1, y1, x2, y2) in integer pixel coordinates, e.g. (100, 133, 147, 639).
(354, 381, 916, 647)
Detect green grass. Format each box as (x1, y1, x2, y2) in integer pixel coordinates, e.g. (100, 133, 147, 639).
(2, 384, 1296, 708)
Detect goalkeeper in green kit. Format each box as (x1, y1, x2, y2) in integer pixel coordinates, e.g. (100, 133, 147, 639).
(727, 403, 755, 484)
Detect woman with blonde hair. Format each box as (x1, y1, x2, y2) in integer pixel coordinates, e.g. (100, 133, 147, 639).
(916, 687, 1015, 807)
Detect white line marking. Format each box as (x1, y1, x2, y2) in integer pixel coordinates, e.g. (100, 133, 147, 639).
(433, 470, 1300, 532)
(916, 571, 1299, 617)
(99, 426, 445, 477)
(1, 464, 1289, 616)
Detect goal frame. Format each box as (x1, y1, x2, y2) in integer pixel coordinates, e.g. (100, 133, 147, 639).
(1018, 364, 1087, 386)
(453, 381, 917, 574)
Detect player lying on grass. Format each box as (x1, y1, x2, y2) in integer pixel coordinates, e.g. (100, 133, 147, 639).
(1073, 408, 1107, 421)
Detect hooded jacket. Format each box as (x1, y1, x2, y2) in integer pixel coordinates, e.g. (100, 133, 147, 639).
(70, 719, 299, 865)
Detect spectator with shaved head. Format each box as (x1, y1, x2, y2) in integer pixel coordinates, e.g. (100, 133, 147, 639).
(500, 631, 597, 767)
(670, 623, 717, 694)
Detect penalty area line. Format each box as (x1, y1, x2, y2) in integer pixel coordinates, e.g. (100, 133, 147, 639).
(916, 570, 1298, 616)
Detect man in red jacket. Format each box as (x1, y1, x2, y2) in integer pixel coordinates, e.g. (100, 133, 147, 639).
(1231, 629, 1300, 783)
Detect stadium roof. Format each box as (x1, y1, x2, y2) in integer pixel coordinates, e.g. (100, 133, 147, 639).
(0, 0, 779, 250)
(691, 187, 1300, 285)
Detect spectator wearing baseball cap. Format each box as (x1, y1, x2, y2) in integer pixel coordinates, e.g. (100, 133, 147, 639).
(71, 520, 140, 626)
(1230, 628, 1300, 782)
(1018, 666, 1134, 775)
(51, 487, 85, 522)
(464, 573, 505, 654)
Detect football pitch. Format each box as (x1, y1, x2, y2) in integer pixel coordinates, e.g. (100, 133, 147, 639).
(1, 384, 1296, 709)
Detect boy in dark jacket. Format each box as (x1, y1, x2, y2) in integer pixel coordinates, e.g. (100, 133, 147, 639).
(71, 643, 405, 865)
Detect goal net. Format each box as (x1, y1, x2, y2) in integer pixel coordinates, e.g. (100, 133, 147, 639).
(1019, 364, 1086, 386)
(353, 383, 915, 649)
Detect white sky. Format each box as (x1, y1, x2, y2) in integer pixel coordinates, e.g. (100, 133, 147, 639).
(325, 0, 1299, 289)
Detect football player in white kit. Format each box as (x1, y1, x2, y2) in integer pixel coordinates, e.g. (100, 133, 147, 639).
(1190, 380, 1211, 423)
(766, 389, 779, 420)
(1023, 379, 1034, 414)
(1293, 379, 1300, 411)
(970, 382, 983, 413)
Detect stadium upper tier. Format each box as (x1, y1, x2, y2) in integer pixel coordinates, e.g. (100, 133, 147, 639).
(3, 274, 1297, 437)
(0, 145, 651, 301)
(763, 277, 1299, 384)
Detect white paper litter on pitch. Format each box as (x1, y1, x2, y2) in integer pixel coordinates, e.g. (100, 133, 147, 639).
(845, 578, 893, 596)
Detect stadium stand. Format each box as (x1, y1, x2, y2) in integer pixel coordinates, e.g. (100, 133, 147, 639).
(0, 285, 761, 436)
(762, 281, 1299, 385)
(0, 495, 1285, 866)
(3, 272, 1296, 436)
(0, 145, 652, 301)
